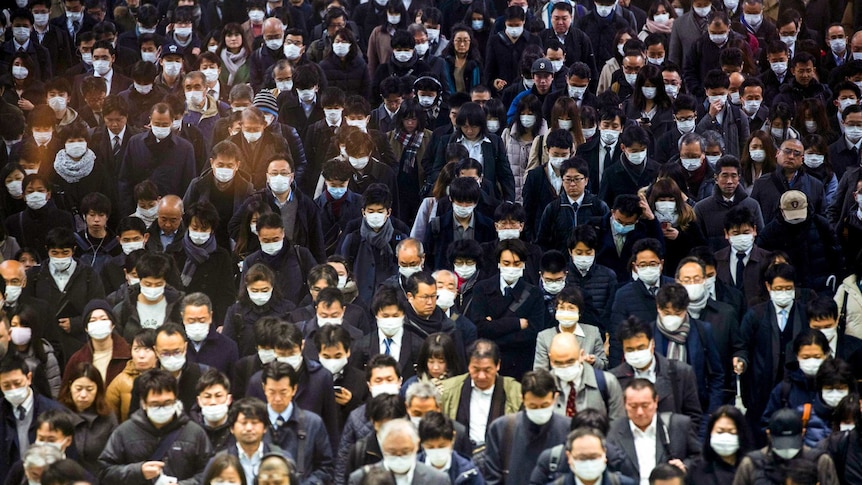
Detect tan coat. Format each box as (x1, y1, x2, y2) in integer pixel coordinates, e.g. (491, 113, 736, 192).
(105, 360, 143, 422)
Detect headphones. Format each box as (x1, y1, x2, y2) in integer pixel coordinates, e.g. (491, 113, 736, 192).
(413, 75, 443, 93)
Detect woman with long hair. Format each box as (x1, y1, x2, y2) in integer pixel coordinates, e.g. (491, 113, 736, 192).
(686, 405, 755, 485)
(442, 24, 483, 94)
(647, 177, 706, 275)
(402, 333, 465, 394)
(622, 63, 674, 141)
(319, 28, 371, 98)
(801, 134, 838, 207)
(739, 131, 777, 192)
(58, 362, 118, 474)
(503, 94, 548, 202)
(10, 305, 61, 398)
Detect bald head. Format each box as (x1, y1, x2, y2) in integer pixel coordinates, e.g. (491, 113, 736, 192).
(157, 195, 184, 234)
(0, 260, 26, 289)
(263, 18, 284, 38)
(548, 332, 582, 368)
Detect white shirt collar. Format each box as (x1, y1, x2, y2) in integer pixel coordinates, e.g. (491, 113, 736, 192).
(567, 192, 585, 206)
(472, 381, 495, 396)
(236, 441, 264, 461)
(110, 125, 127, 141)
(772, 301, 794, 317)
(20, 387, 34, 414)
(500, 275, 519, 294)
(629, 414, 657, 437)
(378, 328, 403, 345)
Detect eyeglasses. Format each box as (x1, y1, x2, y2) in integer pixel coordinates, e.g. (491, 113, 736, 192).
(453, 38, 471, 44)
(635, 262, 661, 269)
(413, 294, 438, 301)
(562, 176, 586, 184)
(267, 171, 293, 177)
(781, 147, 803, 157)
(678, 276, 703, 284)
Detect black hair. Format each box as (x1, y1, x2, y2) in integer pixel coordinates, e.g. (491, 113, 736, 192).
(227, 397, 268, 427)
(567, 224, 598, 250)
(365, 354, 401, 381)
(366, 393, 407, 422)
(722, 206, 756, 232)
(655, 283, 690, 311)
(617, 316, 653, 343)
(137, 368, 178, 400)
(313, 323, 352, 352)
(262, 361, 299, 387)
(448, 176, 481, 204)
(418, 411, 455, 441)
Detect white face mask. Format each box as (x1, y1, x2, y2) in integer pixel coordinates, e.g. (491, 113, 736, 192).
(258, 348, 276, 364)
(277, 354, 303, 370)
(25, 192, 48, 210)
(201, 403, 229, 423)
(163, 61, 182, 77)
(324, 108, 343, 126)
(659, 313, 684, 331)
(159, 353, 186, 372)
(519, 114, 537, 128)
(365, 212, 387, 229)
(505, 26, 524, 38)
(11, 66, 29, 80)
(248, 289, 272, 306)
(370, 382, 400, 397)
(436, 289, 456, 310)
(152, 126, 172, 140)
(93, 59, 111, 76)
(188, 230, 211, 245)
(803, 154, 824, 168)
(525, 405, 555, 425)
(425, 447, 452, 468)
(452, 203, 475, 219)
(497, 229, 521, 240)
(582, 126, 597, 138)
(50, 256, 72, 271)
(393, 50, 413, 63)
(5, 285, 22, 304)
(637, 265, 661, 286)
(486, 120, 500, 133)
(454, 264, 477, 280)
(749, 149, 766, 162)
(710, 433, 740, 457)
(571, 458, 606, 481)
(48, 96, 67, 112)
(553, 361, 583, 383)
(146, 403, 179, 424)
(297, 89, 317, 103)
(398, 265, 422, 279)
(543, 279, 565, 295)
(383, 454, 415, 475)
(770, 289, 795, 308)
(499, 265, 524, 284)
(202, 68, 219, 83)
(260, 240, 284, 256)
(818, 326, 837, 342)
(822, 389, 849, 407)
(276, 80, 294, 92)
(600, 129, 619, 145)
(376, 316, 403, 337)
(213, 167, 235, 183)
(625, 348, 653, 369)
(140, 284, 165, 301)
(284, 43, 303, 60)
(268, 175, 291, 194)
(728, 233, 754, 253)
(4, 386, 29, 406)
(320, 357, 349, 375)
(185, 323, 210, 342)
(10, 327, 31, 346)
(641, 86, 657, 99)
(87, 319, 113, 340)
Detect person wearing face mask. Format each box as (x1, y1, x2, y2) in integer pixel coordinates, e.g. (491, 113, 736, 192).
(696, 69, 751, 158)
(668, 0, 715, 66)
(734, 408, 839, 485)
(225, 263, 297, 358)
(104, 328, 158, 422)
(417, 410, 484, 485)
(100, 367, 213, 485)
(502, 93, 549, 202)
(199, 401, 268, 485)
(771, 52, 830, 116)
(116, 61, 167, 129)
(0, 353, 66, 478)
(6, 10, 53, 83)
(117, 103, 196, 215)
(62, 300, 130, 393)
(6, 306, 62, 400)
(694, 156, 766, 251)
(27, 0, 74, 77)
(648, 177, 708, 274)
(187, 369, 234, 452)
(0, 261, 53, 347)
(296, 288, 366, 358)
(484, 7, 543, 95)
(600, 126, 661, 208)
(479, 202, 540, 282)
(683, 12, 744, 97)
(401, 273, 469, 364)
(70, 41, 133, 110)
(285, 262, 371, 333)
(180, 293, 239, 376)
(424, 177, 495, 269)
(348, 417, 449, 485)
(523, 129, 577, 238)
(482, 370, 569, 485)
(829, 103, 862, 181)
(113, 252, 185, 343)
(312, 324, 368, 434)
(551, 427, 636, 485)
(371, 31, 431, 106)
(751, 137, 826, 225)
(5, 174, 76, 261)
(248, 18, 288, 91)
(545, 329, 621, 418)
(761, 333, 855, 445)
(686, 405, 755, 485)
(734, 263, 812, 438)
(595, 195, 663, 286)
(346, 393, 409, 473)
(714, 205, 771, 306)
(653, 284, 725, 417)
(561, 225, 617, 328)
(756, 190, 843, 293)
(576, 1, 633, 70)
(467, 238, 546, 379)
(180, 70, 230, 153)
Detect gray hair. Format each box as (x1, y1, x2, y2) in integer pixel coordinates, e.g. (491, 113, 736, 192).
(701, 130, 726, 152)
(405, 381, 442, 408)
(229, 83, 255, 103)
(24, 443, 63, 469)
(407, 23, 428, 36)
(431, 269, 455, 281)
(181, 292, 213, 313)
(677, 132, 705, 152)
(379, 418, 420, 445)
(396, 238, 425, 258)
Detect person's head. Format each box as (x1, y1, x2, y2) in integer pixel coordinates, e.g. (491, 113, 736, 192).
(404, 381, 442, 427)
(34, 409, 74, 453)
(195, 368, 232, 425)
(466, 340, 500, 390)
(564, 428, 610, 483)
(655, 284, 690, 332)
(155, 323, 188, 374)
(624, 378, 658, 429)
(313, 323, 352, 376)
(767, 408, 804, 460)
(648, 463, 685, 485)
(378, 419, 420, 475)
(228, 396, 268, 450)
(418, 411, 456, 469)
(723, 205, 757, 248)
(365, 354, 402, 396)
(559, 157, 589, 200)
(258, 453, 298, 485)
(131, 328, 157, 372)
(455, 102, 487, 141)
(807, 296, 839, 343)
(58, 362, 109, 415)
(22, 443, 64, 485)
(632, 238, 664, 285)
(764, 263, 796, 303)
(137, 368, 180, 426)
(618, 317, 654, 371)
(520, 370, 557, 425)
(704, 405, 753, 462)
(548, 331, 585, 383)
(202, 452, 247, 485)
(262, 361, 298, 414)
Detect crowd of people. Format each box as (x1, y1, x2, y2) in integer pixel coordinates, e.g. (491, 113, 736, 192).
(0, 0, 862, 485)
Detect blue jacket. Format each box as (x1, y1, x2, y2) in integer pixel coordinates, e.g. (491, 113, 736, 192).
(118, 131, 197, 215)
(416, 450, 486, 485)
(335, 404, 373, 485)
(653, 317, 725, 415)
(262, 405, 334, 485)
(760, 368, 834, 447)
(241, 242, 317, 305)
(565, 261, 618, 331)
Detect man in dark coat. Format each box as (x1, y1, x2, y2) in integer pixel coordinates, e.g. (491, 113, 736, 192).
(315, 160, 363, 256)
(575, 0, 632, 69)
(694, 156, 766, 251)
(424, 177, 496, 270)
(4, 174, 76, 261)
(599, 125, 661, 207)
(90, 94, 144, 175)
(484, 7, 544, 94)
(0, 354, 66, 479)
(595, 195, 664, 284)
(181, 293, 240, 376)
(30, 0, 75, 76)
(714, 205, 772, 308)
(751, 138, 825, 224)
(0, 11, 53, 82)
(98, 368, 212, 485)
(538, 3, 598, 79)
(249, 18, 288, 90)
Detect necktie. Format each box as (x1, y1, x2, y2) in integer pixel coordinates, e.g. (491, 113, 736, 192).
(16, 406, 25, 421)
(735, 252, 746, 290)
(384, 338, 393, 355)
(649, 287, 657, 297)
(565, 382, 577, 417)
(275, 415, 285, 429)
(778, 309, 788, 331)
(208, 89, 216, 98)
(504, 286, 512, 298)
(601, 145, 611, 182)
(72, 20, 80, 33)
(112, 135, 121, 159)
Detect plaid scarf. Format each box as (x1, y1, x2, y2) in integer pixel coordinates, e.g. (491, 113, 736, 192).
(395, 129, 424, 174)
(657, 318, 690, 362)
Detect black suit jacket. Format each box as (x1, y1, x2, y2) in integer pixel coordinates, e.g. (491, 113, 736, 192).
(91, 125, 145, 175)
(576, 138, 621, 195)
(72, 70, 133, 110)
(49, 14, 96, 42)
(607, 413, 702, 482)
(349, 330, 422, 379)
(715, 245, 772, 307)
(35, 26, 74, 76)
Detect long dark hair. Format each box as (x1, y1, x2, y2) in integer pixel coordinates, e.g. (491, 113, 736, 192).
(416, 332, 464, 378)
(703, 405, 755, 463)
(58, 362, 112, 417)
(12, 304, 48, 364)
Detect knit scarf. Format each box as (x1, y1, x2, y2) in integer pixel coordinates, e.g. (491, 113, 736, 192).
(645, 18, 673, 34)
(220, 47, 248, 84)
(54, 149, 96, 183)
(688, 293, 709, 319)
(181, 232, 217, 286)
(657, 318, 690, 362)
(396, 129, 424, 174)
(360, 218, 394, 252)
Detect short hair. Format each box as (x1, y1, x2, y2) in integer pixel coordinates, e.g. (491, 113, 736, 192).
(716, 155, 741, 172)
(344, 95, 371, 117)
(272, 322, 303, 351)
(546, 128, 574, 149)
(228, 397, 268, 427)
(807, 295, 838, 321)
(156, 321, 187, 341)
(404, 272, 435, 296)
(620, 125, 650, 147)
(764, 262, 796, 284)
(81, 75, 108, 96)
(45, 227, 76, 250)
(655, 283, 690, 310)
(371, 286, 404, 315)
(467, 339, 501, 365)
(308, 263, 338, 288)
(405, 381, 442, 408)
(649, 463, 685, 484)
(195, 368, 230, 395)
(320, 86, 346, 108)
(46, 77, 72, 96)
(449, 176, 481, 204)
(315, 287, 344, 309)
(256, 212, 284, 232)
(817, 358, 856, 392)
(632, 237, 663, 260)
(262, 361, 299, 387)
(418, 411, 455, 442)
(313, 323, 352, 352)
(35, 409, 75, 437)
(556, 286, 586, 309)
(703, 69, 730, 90)
(617, 316, 653, 343)
(447, 239, 483, 266)
(211, 140, 243, 162)
(613, 194, 643, 217)
(365, 354, 401, 381)
(362, 183, 392, 210)
(560, 157, 589, 178)
(521, 369, 557, 397)
(504, 5, 526, 20)
(495, 238, 528, 263)
(625, 377, 658, 399)
(293, 64, 320, 90)
(137, 368, 178, 400)
(0, 353, 29, 377)
(102, 94, 128, 117)
(136, 251, 172, 280)
(723, 206, 756, 231)
(80, 192, 111, 216)
(541, 250, 568, 274)
(568, 224, 598, 250)
(493, 201, 526, 223)
(565, 427, 607, 450)
(321, 158, 353, 182)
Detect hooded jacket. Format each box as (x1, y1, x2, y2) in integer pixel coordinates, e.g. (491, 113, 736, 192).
(64, 299, 132, 387)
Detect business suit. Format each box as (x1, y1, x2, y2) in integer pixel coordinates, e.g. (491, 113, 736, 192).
(577, 137, 622, 195)
(596, 216, 665, 286)
(349, 329, 422, 380)
(469, 276, 547, 380)
(90, 125, 144, 176)
(610, 354, 703, 431)
(484, 411, 570, 485)
(430, 133, 516, 202)
(348, 462, 449, 485)
(715, 245, 772, 308)
(552, 365, 625, 420)
(72, 70, 133, 110)
(606, 413, 702, 483)
(697, 299, 741, 403)
(668, 10, 709, 66)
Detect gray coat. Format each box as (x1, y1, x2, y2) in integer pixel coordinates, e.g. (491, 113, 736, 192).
(695, 103, 750, 159)
(483, 411, 570, 485)
(348, 462, 450, 485)
(551, 365, 625, 420)
(606, 413, 702, 483)
(693, 185, 766, 251)
(533, 324, 607, 371)
(668, 11, 708, 66)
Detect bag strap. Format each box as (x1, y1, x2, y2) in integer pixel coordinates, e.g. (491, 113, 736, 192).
(294, 408, 308, 477)
(507, 284, 534, 314)
(593, 366, 609, 410)
(801, 403, 812, 427)
(501, 414, 518, 476)
(548, 444, 565, 473)
(838, 290, 850, 336)
(149, 428, 182, 461)
(780, 379, 792, 408)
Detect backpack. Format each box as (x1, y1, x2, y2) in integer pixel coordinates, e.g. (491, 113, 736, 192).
(779, 379, 813, 427)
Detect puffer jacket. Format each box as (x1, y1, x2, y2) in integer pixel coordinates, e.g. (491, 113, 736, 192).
(835, 274, 862, 341)
(756, 212, 844, 292)
(98, 409, 212, 485)
(105, 360, 143, 422)
(20, 340, 61, 399)
(502, 123, 548, 203)
(564, 261, 618, 329)
(319, 52, 371, 98)
(693, 185, 766, 251)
